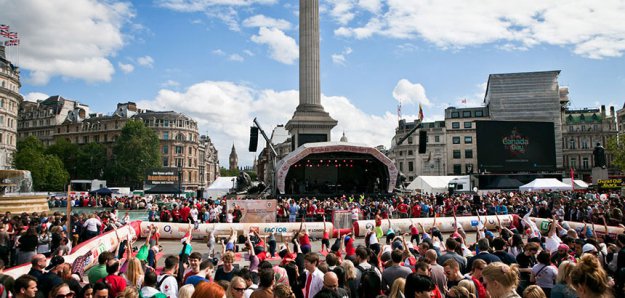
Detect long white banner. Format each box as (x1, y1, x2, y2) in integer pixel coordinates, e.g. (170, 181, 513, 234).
(140, 221, 333, 239)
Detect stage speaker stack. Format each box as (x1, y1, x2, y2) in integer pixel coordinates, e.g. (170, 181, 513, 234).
(249, 126, 259, 152)
(418, 131, 427, 154)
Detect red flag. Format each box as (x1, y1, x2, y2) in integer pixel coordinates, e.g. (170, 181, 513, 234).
(418, 104, 424, 121)
(570, 167, 575, 190)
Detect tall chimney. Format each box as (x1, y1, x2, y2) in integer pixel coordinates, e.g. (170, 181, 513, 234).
(601, 105, 606, 116)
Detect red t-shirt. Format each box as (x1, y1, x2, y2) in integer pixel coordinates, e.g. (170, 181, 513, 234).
(410, 226, 419, 235)
(345, 237, 355, 257)
(181, 206, 191, 222)
(183, 270, 198, 284)
(300, 234, 311, 246)
(397, 203, 409, 214)
(412, 205, 422, 217)
(102, 275, 127, 298)
(472, 276, 487, 298)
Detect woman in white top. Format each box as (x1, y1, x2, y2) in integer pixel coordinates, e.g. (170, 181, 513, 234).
(530, 251, 558, 297)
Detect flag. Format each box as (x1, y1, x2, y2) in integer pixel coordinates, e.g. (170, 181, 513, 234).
(0, 24, 9, 31)
(570, 167, 575, 190)
(397, 104, 401, 118)
(4, 39, 19, 46)
(7, 32, 17, 39)
(418, 104, 424, 121)
(462, 98, 467, 104)
(0, 30, 9, 38)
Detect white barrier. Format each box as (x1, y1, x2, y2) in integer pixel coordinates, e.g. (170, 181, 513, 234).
(140, 221, 334, 239)
(4, 222, 140, 279)
(353, 215, 515, 237)
(530, 217, 625, 235)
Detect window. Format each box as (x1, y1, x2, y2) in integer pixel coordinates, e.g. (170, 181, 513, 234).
(569, 138, 576, 149)
(453, 164, 461, 175)
(408, 150, 413, 156)
(452, 122, 460, 129)
(408, 136, 413, 144)
(570, 158, 577, 168)
(453, 137, 460, 144)
(163, 132, 169, 140)
(475, 110, 484, 117)
(83, 136, 88, 144)
(582, 157, 589, 169)
(188, 158, 192, 167)
(164, 120, 170, 127)
(464, 122, 472, 129)
(465, 164, 474, 174)
(175, 146, 183, 154)
(408, 161, 414, 172)
(163, 157, 169, 167)
(163, 146, 169, 154)
(451, 112, 460, 118)
(435, 136, 440, 142)
(188, 147, 192, 155)
(399, 162, 404, 172)
(453, 150, 461, 159)
(465, 149, 473, 158)
(464, 136, 473, 144)
(462, 111, 471, 117)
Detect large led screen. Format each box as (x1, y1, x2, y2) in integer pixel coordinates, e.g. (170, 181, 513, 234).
(476, 121, 556, 172)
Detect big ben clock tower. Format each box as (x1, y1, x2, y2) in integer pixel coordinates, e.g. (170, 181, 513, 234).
(229, 144, 238, 171)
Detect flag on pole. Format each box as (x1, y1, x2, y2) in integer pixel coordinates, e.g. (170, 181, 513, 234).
(397, 103, 402, 119)
(0, 24, 9, 31)
(0, 30, 9, 38)
(4, 39, 19, 46)
(461, 98, 467, 104)
(7, 32, 17, 39)
(418, 104, 424, 121)
(570, 167, 575, 190)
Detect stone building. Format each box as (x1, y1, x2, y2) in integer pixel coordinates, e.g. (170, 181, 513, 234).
(562, 105, 618, 178)
(229, 144, 238, 171)
(618, 104, 625, 136)
(19, 100, 218, 191)
(18, 95, 89, 145)
(445, 107, 489, 175)
(388, 119, 447, 182)
(0, 46, 22, 169)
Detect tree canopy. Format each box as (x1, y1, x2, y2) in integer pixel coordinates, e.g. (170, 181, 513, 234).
(14, 136, 69, 191)
(607, 136, 625, 172)
(110, 120, 161, 189)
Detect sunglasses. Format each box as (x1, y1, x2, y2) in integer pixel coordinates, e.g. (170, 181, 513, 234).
(233, 288, 246, 292)
(56, 293, 75, 298)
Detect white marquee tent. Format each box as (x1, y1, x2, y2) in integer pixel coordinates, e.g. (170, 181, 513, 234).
(519, 178, 573, 192)
(406, 176, 470, 194)
(204, 176, 236, 198)
(562, 178, 589, 189)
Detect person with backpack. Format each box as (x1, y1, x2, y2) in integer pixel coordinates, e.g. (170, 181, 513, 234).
(353, 247, 381, 298)
(157, 255, 179, 298)
(140, 270, 167, 298)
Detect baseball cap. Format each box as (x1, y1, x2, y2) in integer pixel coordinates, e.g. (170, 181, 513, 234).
(485, 231, 495, 238)
(582, 243, 597, 253)
(558, 244, 570, 251)
(46, 256, 65, 270)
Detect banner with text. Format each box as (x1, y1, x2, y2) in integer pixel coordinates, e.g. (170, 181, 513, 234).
(227, 199, 277, 223)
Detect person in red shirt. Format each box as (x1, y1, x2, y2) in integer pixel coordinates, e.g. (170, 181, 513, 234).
(172, 206, 181, 222)
(412, 203, 422, 218)
(100, 259, 126, 298)
(297, 221, 312, 254)
(410, 222, 420, 245)
(397, 200, 409, 218)
(180, 203, 191, 223)
(344, 233, 355, 258)
(321, 218, 330, 252)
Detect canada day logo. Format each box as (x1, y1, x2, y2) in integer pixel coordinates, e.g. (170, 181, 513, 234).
(502, 127, 530, 156)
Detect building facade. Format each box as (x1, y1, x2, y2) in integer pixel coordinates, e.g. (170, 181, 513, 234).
(562, 105, 618, 178)
(0, 46, 22, 169)
(18, 100, 218, 191)
(618, 104, 625, 136)
(229, 144, 238, 171)
(445, 107, 489, 175)
(18, 95, 90, 145)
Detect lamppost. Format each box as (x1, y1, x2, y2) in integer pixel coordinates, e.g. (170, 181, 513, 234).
(177, 165, 182, 198)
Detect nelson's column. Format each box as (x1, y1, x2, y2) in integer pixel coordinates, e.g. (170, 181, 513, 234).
(285, 0, 338, 150)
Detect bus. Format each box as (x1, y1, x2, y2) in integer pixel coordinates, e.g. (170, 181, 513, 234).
(69, 179, 107, 196)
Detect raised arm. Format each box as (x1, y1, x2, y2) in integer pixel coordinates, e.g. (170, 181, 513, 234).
(548, 215, 557, 238)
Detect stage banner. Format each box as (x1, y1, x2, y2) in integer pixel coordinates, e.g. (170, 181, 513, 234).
(227, 199, 277, 223)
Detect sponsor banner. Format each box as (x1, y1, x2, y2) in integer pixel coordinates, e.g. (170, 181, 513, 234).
(531, 217, 625, 236)
(141, 221, 333, 239)
(597, 178, 624, 189)
(145, 168, 179, 185)
(227, 199, 277, 223)
(5, 222, 139, 278)
(353, 215, 514, 237)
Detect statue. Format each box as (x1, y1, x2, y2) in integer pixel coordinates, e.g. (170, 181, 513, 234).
(593, 143, 607, 169)
(236, 171, 252, 192)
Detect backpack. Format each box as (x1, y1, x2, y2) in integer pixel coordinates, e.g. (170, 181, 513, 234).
(157, 274, 176, 290)
(356, 265, 381, 298)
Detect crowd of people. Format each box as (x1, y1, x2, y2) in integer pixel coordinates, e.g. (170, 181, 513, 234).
(1, 189, 623, 298)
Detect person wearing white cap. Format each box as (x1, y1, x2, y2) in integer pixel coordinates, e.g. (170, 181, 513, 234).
(582, 243, 598, 256)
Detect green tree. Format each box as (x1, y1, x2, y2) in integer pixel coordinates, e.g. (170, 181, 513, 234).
(76, 142, 108, 179)
(111, 120, 161, 189)
(46, 138, 80, 178)
(14, 136, 69, 191)
(607, 136, 625, 171)
(220, 166, 240, 176)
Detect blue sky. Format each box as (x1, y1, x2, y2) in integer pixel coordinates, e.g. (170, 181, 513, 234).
(1, 0, 625, 167)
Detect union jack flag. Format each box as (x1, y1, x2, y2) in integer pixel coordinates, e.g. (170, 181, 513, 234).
(4, 39, 19, 46)
(0, 30, 9, 38)
(0, 24, 8, 31)
(8, 32, 18, 39)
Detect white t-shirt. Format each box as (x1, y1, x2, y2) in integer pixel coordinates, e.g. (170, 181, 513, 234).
(83, 218, 102, 232)
(351, 208, 359, 220)
(544, 234, 562, 254)
(190, 208, 199, 221)
(158, 274, 178, 298)
(368, 233, 378, 245)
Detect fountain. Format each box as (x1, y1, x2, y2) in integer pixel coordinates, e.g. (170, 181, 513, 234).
(0, 170, 49, 213)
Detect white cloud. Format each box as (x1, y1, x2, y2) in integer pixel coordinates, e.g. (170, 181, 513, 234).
(392, 79, 431, 107)
(157, 0, 277, 12)
(161, 80, 180, 88)
(0, 0, 134, 85)
(327, 0, 356, 25)
(243, 50, 255, 56)
(251, 27, 298, 64)
(137, 81, 399, 166)
(118, 62, 135, 74)
(228, 54, 245, 62)
(357, 0, 382, 14)
(137, 56, 155, 68)
(213, 49, 226, 56)
(334, 1, 625, 59)
(243, 15, 291, 30)
(23, 92, 50, 102)
(332, 47, 353, 65)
